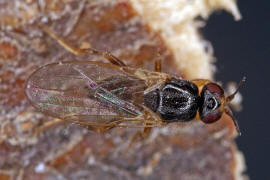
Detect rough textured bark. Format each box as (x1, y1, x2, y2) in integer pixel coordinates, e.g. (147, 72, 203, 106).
(0, 0, 246, 179)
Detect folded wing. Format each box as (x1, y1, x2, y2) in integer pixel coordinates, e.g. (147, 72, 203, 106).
(25, 61, 155, 126)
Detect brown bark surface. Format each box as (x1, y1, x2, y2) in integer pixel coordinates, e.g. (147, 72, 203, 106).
(0, 0, 245, 179)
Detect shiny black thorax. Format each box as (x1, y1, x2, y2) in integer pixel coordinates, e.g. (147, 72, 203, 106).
(144, 78, 200, 122)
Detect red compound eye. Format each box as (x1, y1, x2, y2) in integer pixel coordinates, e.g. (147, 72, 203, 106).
(204, 83, 224, 98)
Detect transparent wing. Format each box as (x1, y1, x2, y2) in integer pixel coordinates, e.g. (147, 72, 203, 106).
(25, 61, 166, 127)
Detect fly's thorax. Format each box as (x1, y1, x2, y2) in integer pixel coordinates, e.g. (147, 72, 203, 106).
(143, 78, 200, 122)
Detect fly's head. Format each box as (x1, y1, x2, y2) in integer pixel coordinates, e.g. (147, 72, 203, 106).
(199, 83, 225, 124)
(199, 77, 246, 135)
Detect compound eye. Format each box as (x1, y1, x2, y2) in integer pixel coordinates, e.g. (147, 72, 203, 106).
(204, 83, 224, 98)
(199, 83, 224, 124)
(200, 110, 221, 124)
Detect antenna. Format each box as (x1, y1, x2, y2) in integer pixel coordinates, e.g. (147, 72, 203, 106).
(226, 76, 246, 103)
(224, 77, 246, 135)
(225, 107, 241, 135)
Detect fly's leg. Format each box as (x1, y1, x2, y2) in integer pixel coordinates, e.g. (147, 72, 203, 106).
(124, 127, 152, 154)
(34, 118, 66, 135)
(34, 118, 116, 135)
(123, 107, 163, 154)
(79, 118, 122, 133)
(41, 24, 126, 66)
(86, 125, 115, 133)
(155, 59, 162, 72)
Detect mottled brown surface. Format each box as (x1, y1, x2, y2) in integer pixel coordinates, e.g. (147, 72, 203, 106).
(0, 0, 240, 180)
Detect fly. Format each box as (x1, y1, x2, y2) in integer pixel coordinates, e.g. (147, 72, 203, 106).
(25, 24, 245, 136)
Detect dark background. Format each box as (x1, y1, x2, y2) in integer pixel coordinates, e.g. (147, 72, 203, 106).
(202, 0, 269, 179)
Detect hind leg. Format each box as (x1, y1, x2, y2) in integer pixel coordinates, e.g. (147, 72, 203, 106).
(41, 24, 126, 66)
(34, 118, 115, 135)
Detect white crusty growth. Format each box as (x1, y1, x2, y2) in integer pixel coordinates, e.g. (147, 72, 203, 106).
(130, 0, 241, 79)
